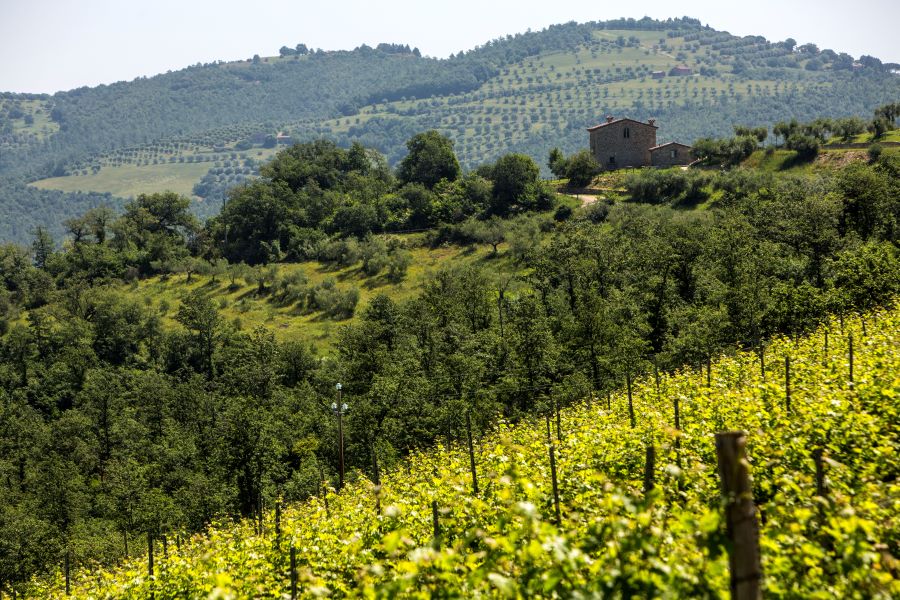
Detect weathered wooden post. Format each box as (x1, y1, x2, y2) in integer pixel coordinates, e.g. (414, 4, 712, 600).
(258, 495, 264, 535)
(673, 395, 682, 467)
(848, 333, 854, 384)
(275, 499, 282, 543)
(289, 543, 298, 600)
(813, 449, 826, 499)
(148, 532, 155, 600)
(372, 440, 382, 514)
(64, 548, 70, 596)
(715, 432, 763, 600)
(319, 466, 331, 517)
(431, 500, 441, 549)
(626, 373, 635, 429)
(759, 345, 765, 381)
(371, 440, 381, 486)
(653, 357, 661, 400)
(824, 329, 829, 354)
(706, 355, 712, 388)
(784, 356, 791, 413)
(606, 391, 611, 411)
(643, 443, 656, 496)
(545, 412, 552, 444)
(554, 395, 562, 442)
(549, 443, 561, 526)
(466, 411, 479, 495)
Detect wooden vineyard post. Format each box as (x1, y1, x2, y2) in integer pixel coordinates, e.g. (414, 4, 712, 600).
(431, 500, 441, 549)
(606, 391, 611, 411)
(759, 345, 765, 381)
(372, 440, 382, 515)
(715, 432, 763, 600)
(289, 543, 298, 600)
(848, 334, 854, 384)
(673, 395, 682, 468)
(554, 395, 562, 442)
(319, 466, 331, 517)
(626, 373, 635, 429)
(548, 442, 561, 526)
(653, 357, 661, 400)
(148, 532, 154, 600)
(813, 449, 827, 499)
(275, 499, 282, 545)
(643, 443, 656, 496)
(466, 411, 479, 495)
(784, 356, 791, 414)
(824, 329, 829, 355)
(258, 495, 264, 536)
(545, 412, 552, 445)
(371, 440, 381, 486)
(706, 355, 712, 388)
(64, 548, 70, 596)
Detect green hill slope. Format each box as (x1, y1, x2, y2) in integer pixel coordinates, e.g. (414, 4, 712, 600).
(3, 17, 900, 242)
(31, 305, 899, 598)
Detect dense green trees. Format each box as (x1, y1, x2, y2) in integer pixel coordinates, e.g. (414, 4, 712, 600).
(0, 130, 899, 595)
(215, 136, 558, 264)
(397, 130, 461, 188)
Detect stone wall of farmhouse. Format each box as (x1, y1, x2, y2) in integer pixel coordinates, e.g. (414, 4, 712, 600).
(590, 121, 657, 170)
(650, 144, 694, 167)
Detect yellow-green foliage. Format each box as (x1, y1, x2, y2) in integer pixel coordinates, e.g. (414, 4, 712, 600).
(30, 306, 900, 598)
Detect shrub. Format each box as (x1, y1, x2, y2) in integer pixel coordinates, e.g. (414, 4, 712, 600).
(564, 150, 601, 187)
(579, 198, 612, 223)
(386, 249, 412, 282)
(319, 237, 361, 267)
(867, 143, 883, 162)
(786, 133, 820, 160)
(554, 204, 574, 221)
(360, 236, 389, 276)
(310, 279, 360, 319)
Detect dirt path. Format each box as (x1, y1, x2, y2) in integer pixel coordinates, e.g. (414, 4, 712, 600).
(567, 194, 605, 206)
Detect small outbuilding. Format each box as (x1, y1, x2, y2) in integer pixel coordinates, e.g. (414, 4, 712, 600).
(649, 142, 694, 167)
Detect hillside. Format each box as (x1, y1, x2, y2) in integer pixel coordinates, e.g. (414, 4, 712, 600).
(28, 305, 900, 598)
(3, 17, 900, 242)
(1, 121, 898, 595)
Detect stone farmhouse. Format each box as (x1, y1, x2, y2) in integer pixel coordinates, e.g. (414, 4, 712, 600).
(587, 116, 693, 170)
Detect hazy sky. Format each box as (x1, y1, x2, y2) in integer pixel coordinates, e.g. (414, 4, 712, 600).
(1, 0, 898, 94)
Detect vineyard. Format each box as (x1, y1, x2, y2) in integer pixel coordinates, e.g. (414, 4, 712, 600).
(24, 304, 900, 598)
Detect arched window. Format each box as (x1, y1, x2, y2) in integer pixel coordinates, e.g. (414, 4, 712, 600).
(623, 127, 630, 139)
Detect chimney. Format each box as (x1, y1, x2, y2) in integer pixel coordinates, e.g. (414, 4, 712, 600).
(606, 115, 614, 123)
(648, 118, 656, 126)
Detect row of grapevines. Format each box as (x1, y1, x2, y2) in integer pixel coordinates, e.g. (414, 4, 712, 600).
(29, 306, 899, 598)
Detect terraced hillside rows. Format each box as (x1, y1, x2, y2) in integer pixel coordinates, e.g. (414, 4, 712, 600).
(28, 305, 900, 598)
(18, 21, 900, 233)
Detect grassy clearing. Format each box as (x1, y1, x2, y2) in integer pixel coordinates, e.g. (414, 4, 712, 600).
(117, 240, 522, 352)
(827, 129, 900, 145)
(30, 162, 212, 198)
